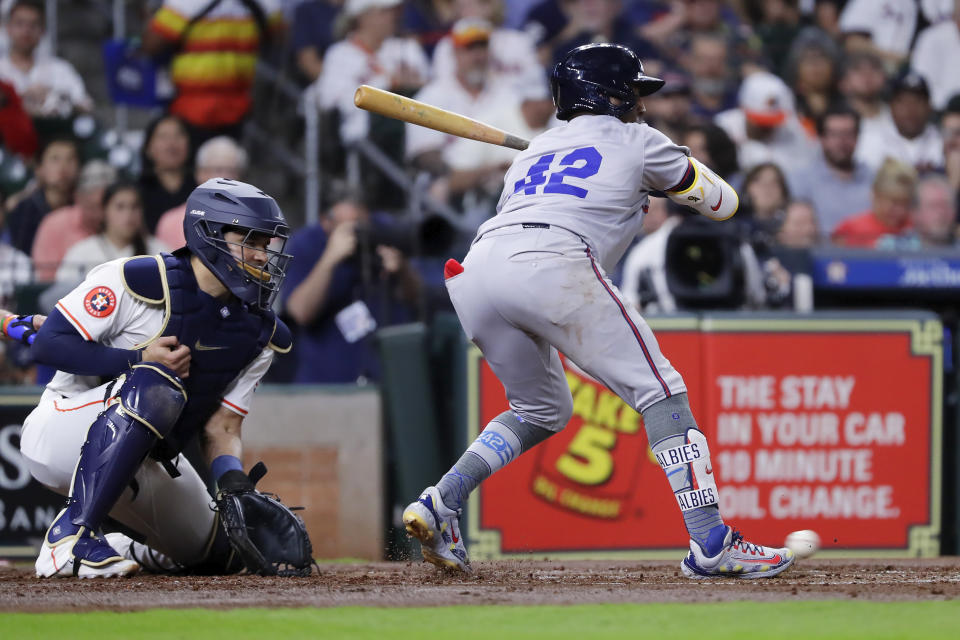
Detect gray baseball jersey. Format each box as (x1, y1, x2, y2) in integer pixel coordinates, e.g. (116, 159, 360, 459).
(449, 115, 690, 427)
(479, 114, 690, 273)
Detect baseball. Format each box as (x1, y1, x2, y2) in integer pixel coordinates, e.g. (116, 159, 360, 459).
(785, 530, 821, 559)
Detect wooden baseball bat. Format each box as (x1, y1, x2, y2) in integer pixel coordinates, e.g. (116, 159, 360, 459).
(353, 85, 530, 151)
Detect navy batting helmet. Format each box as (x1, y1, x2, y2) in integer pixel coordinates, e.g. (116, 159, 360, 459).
(183, 179, 292, 309)
(551, 43, 664, 121)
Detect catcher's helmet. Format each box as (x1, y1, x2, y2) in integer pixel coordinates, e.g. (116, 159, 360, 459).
(551, 43, 665, 121)
(183, 178, 292, 309)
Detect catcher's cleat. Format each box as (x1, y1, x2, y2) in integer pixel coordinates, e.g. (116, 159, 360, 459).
(681, 525, 795, 579)
(104, 533, 182, 574)
(403, 486, 471, 572)
(36, 508, 139, 578)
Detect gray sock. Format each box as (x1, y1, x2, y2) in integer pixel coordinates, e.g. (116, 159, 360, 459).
(437, 411, 554, 510)
(642, 393, 725, 553)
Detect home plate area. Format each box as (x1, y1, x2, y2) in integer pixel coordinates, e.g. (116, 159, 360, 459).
(1, 558, 958, 612)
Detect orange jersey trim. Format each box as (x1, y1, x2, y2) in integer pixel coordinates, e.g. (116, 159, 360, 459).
(54, 398, 103, 412)
(221, 398, 248, 416)
(55, 302, 93, 341)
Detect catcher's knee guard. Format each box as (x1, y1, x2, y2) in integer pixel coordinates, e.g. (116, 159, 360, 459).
(69, 363, 187, 530)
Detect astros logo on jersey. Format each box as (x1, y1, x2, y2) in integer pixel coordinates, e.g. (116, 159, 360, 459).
(83, 286, 117, 318)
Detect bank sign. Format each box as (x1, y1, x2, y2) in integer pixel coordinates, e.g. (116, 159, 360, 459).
(0, 393, 61, 557)
(465, 314, 942, 558)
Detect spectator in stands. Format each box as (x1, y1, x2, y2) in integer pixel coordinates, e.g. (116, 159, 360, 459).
(0, 0, 91, 118)
(943, 95, 960, 199)
(315, 0, 429, 144)
(290, 0, 342, 82)
(856, 71, 944, 173)
(137, 114, 196, 234)
(539, 0, 657, 69)
(876, 175, 957, 250)
(5, 136, 78, 254)
(31, 160, 116, 282)
(282, 197, 422, 383)
(811, 0, 843, 40)
(776, 200, 820, 249)
(403, 0, 458, 57)
(748, 0, 803, 76)
(640, 0, 759, 70)
(0, 208, 31, 308)
(784, 27, 841, 132)
(832, 158, 917, 248)
(644, 71, 694, 144)
(839, 52, 889, 156)
(154, 136, 248, 249)
(789, 104, 874, 236)
(144, 0, 284, 145)
(684, 33, 738, 119)
(56, 182, 167, 284)
(739, 162, 790, 249)
(432, 1, 549, 113)
(679, 123, 741, 186)
(407, 18, 535, 207)
(910, 0, 960, 111)
(839, 0, 918, 71)
(715, 71, 816, 172)
(0, 77, 35, 158)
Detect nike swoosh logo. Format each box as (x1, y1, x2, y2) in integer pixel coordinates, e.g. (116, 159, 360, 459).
(194, 341, 228, 351)
(711, 192, 723, 212)
(705, 464, 713, 475)
(753, 554, 783, 565)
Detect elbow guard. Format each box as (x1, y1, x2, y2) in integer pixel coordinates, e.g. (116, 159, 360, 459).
(666, 157, 739, 221)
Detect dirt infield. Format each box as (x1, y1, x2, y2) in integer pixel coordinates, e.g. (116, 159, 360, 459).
(1, 558, 958, 612)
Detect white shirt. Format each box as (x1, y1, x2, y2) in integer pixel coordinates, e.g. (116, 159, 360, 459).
(315, 37, 430, 142)
(910, 20, 960, 110)
(0, 55, 91, 117)
(855, 110, 944, 171)
(56, 235, 169, 284)
(920, 0, 956, 23)
(714, 108, 817, 173)
(406, 75, 532, 170)
(0, 243, 31, 305)
(48, 258, 273, 416)
(482, 115, 690, 274)
(839, 0, 918, 56)
(431, 28, 548, 99)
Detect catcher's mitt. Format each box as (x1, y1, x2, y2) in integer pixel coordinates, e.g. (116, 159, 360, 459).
(215, 463, 314, 577)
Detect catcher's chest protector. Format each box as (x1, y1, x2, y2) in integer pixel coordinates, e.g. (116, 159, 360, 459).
(122, 253, 276, 446)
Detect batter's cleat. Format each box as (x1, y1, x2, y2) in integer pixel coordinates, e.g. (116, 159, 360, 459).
(680, 526, 795, 579)
(402, 486, 471, 572)
(36, 508, 140, 578)
(104, 533, 182, 574)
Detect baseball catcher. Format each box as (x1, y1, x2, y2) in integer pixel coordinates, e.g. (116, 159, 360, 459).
(14, 179, 313, 577)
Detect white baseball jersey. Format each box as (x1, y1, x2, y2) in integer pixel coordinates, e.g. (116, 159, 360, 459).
(480, 115, 690, 273)
(48, 258, 273, 416)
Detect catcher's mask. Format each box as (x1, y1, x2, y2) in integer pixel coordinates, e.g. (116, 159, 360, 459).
(183, 178, 292, 309)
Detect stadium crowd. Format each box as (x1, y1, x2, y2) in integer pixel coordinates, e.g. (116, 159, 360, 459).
(0, 0, 958, 384)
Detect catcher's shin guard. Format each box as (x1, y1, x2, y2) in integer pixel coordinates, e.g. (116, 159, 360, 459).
(69, 363, 187, 531)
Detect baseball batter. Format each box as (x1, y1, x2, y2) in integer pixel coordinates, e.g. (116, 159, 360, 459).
(17, 179, 298, 578)
(403, 44, 795, 578)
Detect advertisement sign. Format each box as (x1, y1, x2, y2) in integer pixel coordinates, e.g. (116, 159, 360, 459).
(0, 391, 61, 557)
(466, 315, 942, 558)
